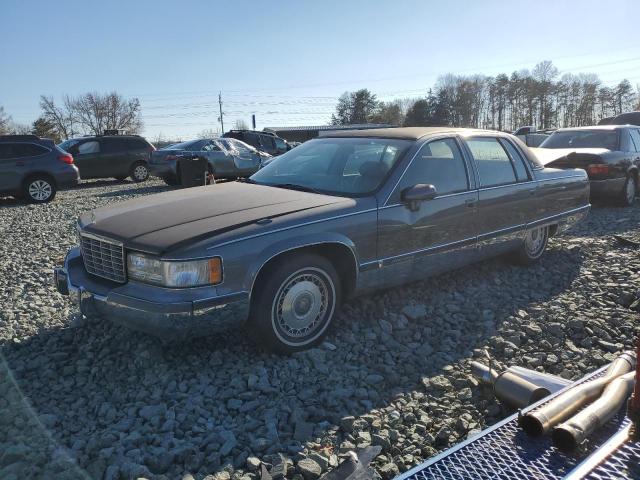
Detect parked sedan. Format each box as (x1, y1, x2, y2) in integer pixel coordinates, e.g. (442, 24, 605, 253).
(54, 127, 590, 353)
(149, 138, 269, 184)
(535, 125, 640, 206)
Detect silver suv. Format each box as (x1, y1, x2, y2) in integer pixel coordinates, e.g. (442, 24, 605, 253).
(0, 135, 80, 203)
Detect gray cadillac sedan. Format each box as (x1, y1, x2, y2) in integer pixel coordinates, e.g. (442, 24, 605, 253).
(54, 127, 590, 353)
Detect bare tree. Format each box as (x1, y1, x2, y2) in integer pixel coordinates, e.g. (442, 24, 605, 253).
(72, 91, 142, 135)
(0, 106, 12, 135)
(233, 119, 249, 130)
(39, 95, 76, 139)
(198, 128, 221, 139)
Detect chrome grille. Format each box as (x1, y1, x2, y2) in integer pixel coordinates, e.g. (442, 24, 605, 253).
(80, 233, 126, 283)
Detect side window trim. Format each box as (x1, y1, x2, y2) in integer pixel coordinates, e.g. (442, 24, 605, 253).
(498, 138, 531, 182)
(388, 136, 471, 204)
(464, 135, 520, 189)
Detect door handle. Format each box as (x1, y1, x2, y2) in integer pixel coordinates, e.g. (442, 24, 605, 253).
(465, 199, 476, 208)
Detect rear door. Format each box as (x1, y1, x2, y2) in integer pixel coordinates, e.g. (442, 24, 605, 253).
(100, 137, 131, 177)
(0, 143, 21, 192)
(463, 136, 534, 253)
(377, 136, 478, 285)
(71, 140, 101, 178)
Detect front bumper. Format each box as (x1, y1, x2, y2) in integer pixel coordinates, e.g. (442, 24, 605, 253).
(54, 247, 250, 340)
(589, 177, 625, 197)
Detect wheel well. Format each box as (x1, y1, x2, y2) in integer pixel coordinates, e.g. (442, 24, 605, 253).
(23, 172, 56, 188)
(252, 243, 358, 299)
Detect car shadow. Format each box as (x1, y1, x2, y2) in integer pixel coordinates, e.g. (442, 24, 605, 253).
(0, 247, 584, 478)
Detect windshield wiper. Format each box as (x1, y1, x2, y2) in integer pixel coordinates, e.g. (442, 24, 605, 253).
(237, 178, 258, 184)
(269, 183, 322, 194)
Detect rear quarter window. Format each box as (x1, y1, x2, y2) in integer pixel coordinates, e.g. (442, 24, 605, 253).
(127, 138, 151, 150)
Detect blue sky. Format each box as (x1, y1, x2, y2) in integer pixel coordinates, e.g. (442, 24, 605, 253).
(2, 0, 640, 139)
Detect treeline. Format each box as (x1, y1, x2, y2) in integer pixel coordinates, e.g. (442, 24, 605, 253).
(332, 61, 640, 131)
(0, 92, 142, 143)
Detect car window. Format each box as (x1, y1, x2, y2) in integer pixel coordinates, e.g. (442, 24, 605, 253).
(101, 138, 129, 153)
(540, 130, 619, 150)
(260, 135, 275, 150)
(251, 137, 411, 197)
(394, 138, 468, 199)
(629, 129, 640, 153)
(499, 139, 530, 182)
(127, 138, 150, 150)
(467, 137, 517, 188)
(274, 138, 287, 150)
(9, 143, 50, 158)
(78, 141, 100, 154)
(202, 141, 221, 152)
(0, 143, 16, 159)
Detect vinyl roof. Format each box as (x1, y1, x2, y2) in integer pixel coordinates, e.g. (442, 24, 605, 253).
(322, 127, 502, 140)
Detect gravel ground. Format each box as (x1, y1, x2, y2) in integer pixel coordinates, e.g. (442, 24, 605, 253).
(1, 180, 639, 480)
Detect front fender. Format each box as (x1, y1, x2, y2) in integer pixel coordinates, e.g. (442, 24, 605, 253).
(243, 232, 359, 295)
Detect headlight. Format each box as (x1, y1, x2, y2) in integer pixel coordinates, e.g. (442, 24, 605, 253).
(127, 253, 222, 288)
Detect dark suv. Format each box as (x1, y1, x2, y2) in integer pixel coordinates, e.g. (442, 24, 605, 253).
(0, 135, 79, 203)
(223, 130, 290, 156)
(58, 134, 154, 182)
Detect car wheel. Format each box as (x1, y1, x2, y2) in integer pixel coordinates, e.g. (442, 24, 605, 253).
(248, 253, 341, 354)
(130, 162, 150, 182)
(619, 174, 637, 206)
(22, 175, 56, 203)
(512, 226, 549, 265)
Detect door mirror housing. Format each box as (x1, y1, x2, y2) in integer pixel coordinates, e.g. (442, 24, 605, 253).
(401, 184, 437, 211)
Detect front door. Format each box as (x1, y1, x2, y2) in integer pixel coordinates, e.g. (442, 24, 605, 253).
(377, 137, 479, 287)
(463, 136, 535, 254)
(72, 140, 102, 178)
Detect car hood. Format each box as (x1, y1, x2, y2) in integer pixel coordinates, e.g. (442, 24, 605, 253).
(80, 182, 348, 254)
(531, 147, 611, 165)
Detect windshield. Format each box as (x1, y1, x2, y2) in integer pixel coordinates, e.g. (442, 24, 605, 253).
(58, 139, 80, 151)
(250, 137, 411, 196)
(160, 139, 206, 151)
(541, 130, 619, 150)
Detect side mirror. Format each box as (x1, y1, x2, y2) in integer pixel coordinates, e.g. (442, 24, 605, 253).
(401, 184, 437, 211)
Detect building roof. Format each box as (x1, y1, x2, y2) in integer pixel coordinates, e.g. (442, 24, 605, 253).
(264, 123, 395, 132)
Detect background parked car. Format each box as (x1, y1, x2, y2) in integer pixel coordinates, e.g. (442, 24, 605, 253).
(534, 125, 640, 206)
(0, 134, 79, 203)
(58, 133, 154, 182)
(149, 137, 269, 184)
(223, 129, 291, 156)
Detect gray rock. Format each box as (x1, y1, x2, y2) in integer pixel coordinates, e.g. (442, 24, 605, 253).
(297, 458, 322, 480)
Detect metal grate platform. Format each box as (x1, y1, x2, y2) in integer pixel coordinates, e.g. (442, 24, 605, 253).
(397, 366, 640, 480)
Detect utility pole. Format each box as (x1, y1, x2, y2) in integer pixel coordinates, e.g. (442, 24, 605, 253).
(218, 91, 225, 134)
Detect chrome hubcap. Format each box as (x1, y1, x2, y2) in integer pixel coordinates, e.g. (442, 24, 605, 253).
(626, 178, 635, 203)
(134, 165, 148, 180)
(525, 227, 546, 256)
(29, 180, 52, 201)
(273, 269, 330, 338)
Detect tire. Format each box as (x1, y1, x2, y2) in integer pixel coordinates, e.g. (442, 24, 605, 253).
(130, 162, 150, 183)
(247, 253, 341, 354)
(619, 174, 637, 207)
(22, 175, 56, 204)
(511, 226, 549, 265)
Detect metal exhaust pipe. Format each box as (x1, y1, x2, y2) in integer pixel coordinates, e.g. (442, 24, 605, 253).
(520, 352, 636, 437)
(552, 372, 635, 451)
(470, 361, 551, 408)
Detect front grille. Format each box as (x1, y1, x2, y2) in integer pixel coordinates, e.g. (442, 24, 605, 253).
(80, 233, 126, 283)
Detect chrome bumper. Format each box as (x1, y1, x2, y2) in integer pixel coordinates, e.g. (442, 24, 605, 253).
(54, 247, 250, 340)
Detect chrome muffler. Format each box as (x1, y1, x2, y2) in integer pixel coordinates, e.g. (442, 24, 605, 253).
(470, 361, 551, 408)
(520, 352, 636, 437)
(552, 371, 635, 451)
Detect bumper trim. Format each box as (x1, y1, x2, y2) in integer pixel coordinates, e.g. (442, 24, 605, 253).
(54, 248, 250, 339)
